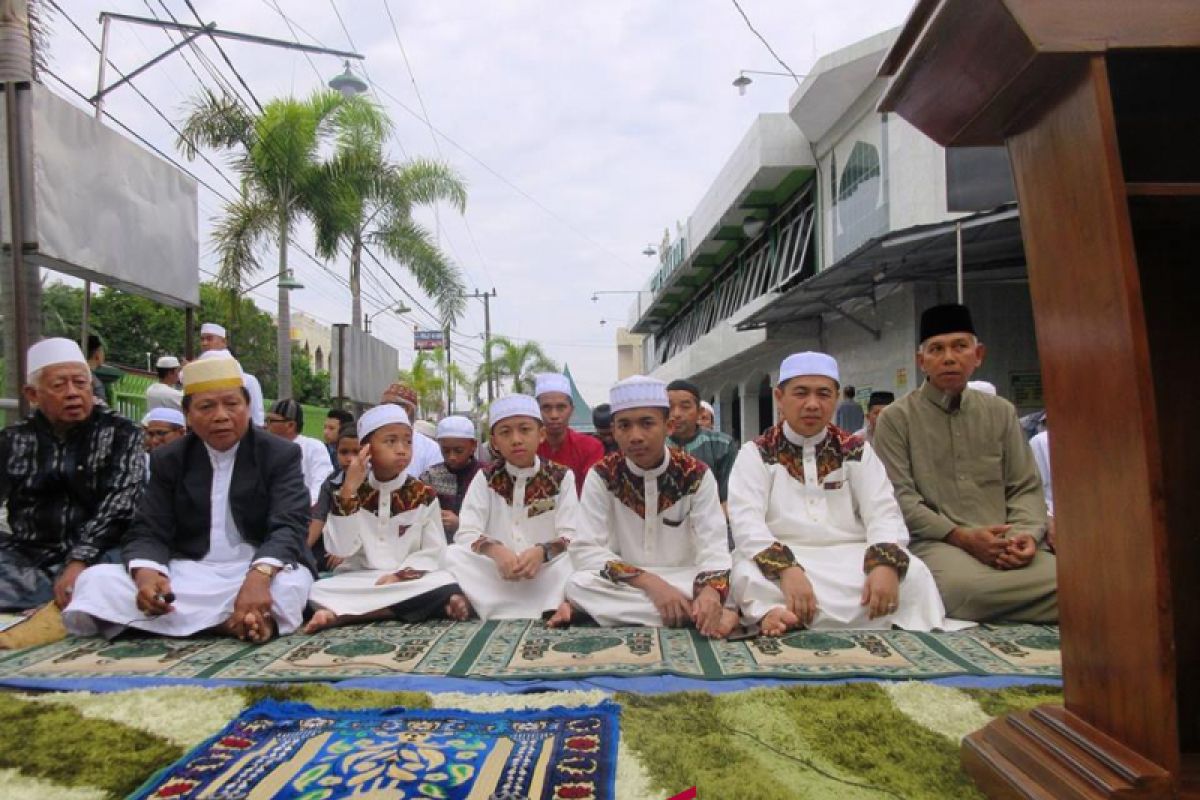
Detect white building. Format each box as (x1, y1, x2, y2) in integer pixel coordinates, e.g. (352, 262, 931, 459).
(291, 311, 333, 373)
(631, 29, 1038, 441)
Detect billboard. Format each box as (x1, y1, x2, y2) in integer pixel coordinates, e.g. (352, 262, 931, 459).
(414, 329, 444, 351)
(329, 326, 400, 405)
(0, 84, 199, 307)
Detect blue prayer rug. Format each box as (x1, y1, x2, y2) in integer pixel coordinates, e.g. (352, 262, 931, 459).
(130, 699, 620, 800)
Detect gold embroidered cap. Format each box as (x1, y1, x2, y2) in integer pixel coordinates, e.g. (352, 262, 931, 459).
(180, 356, 245, 396)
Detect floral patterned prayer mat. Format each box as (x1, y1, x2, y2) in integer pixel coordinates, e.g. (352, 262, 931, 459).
(0, 621, 1060, 683)
(129, 699, 619, 800)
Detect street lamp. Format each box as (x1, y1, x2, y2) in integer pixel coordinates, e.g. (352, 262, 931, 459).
(642, 245, 657, 257)
(328, 60, 368, 98)
(239, 269, 304, 295)
(591, 289, 650, 322)
(732, 69, 804, 95)
(364, 302, 412, 333)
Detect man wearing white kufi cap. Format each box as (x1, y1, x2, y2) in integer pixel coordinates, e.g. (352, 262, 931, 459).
(304, 403, 466, 633)
(0, 338, 144, 611)
(441, 395, 580, 622)
(198, 322, 265, 426)
(563, 376, 737, 637)
(64, 355, 315, 643)
(145, 355, 184, 412)
(727, 352, 954, 637)
(535, 372, 603, 496)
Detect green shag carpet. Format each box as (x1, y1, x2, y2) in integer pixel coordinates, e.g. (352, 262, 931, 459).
(0, 683, 1063, 799)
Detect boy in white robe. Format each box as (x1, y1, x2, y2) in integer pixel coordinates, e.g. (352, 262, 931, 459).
(303, 405, 467, 633)
(562, 376, 737, 638)
(729, 352, 950, 636)
(442, 395, 580, 621)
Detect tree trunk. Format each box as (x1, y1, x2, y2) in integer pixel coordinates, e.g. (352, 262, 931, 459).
(276, 210, 292, 399)
(350, 236, 362, 331)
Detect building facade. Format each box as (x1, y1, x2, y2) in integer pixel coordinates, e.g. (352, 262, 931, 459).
(630, 29, 1039, 441)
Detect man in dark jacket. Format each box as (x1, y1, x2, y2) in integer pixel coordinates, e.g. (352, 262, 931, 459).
(0, 338, 144, 611)
(65, 355, 314, 643)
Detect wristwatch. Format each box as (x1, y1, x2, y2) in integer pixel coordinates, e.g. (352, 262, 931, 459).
(249, 563, 277, 579)
(538, 542, 554, 562)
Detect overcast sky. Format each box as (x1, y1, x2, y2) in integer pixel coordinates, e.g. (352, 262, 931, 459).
(44, 0, 914, 406)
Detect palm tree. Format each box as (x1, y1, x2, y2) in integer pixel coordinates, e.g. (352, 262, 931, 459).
(477, 336, 557, 395)
(397, 348, 445, 417)
(309, 108, 467, 330)
(177, 88, 364, 398)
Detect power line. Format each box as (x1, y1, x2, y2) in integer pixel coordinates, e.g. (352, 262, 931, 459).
(729, 0, 802, 85)
(182, 0, 266, 112)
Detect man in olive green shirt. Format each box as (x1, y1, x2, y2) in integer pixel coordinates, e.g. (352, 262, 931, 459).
(873, 304, 1056, 622)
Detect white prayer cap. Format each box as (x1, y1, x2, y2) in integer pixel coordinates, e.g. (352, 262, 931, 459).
(142, 407, 185, 427)
(489, 394, 541, 429)
(700, 400, 715, 415)
(534, 373, 571, 399)
(779, 352, 839, 385)
(968, 380, 997, 396)
(155, 355, 181, 369)
(609, 375, 669, 414)
(437, 415, 476, 440)
(200, 322, 227, 338)
(26, 338, 89, 381)
(358, 404, 411, 441)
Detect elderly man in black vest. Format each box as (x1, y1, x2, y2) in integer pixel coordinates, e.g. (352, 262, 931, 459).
(65, 356, 314, 643)
(0, 338, 144, 611)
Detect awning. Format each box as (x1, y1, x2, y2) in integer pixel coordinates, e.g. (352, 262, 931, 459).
(737, 203, 1023, 331)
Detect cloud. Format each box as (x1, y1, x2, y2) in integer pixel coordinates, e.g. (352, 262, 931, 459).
(44, 0, 914, 405)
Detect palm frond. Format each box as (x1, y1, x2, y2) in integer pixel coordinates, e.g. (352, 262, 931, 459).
(209, 194, 277, 293)
(369, 217, 467, 324)
(385, 159, 467, 214)
(177, 89, 254, 159)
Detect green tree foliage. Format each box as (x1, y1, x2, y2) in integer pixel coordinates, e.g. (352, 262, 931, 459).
(291, 346, 330, 406)
(475, 336, 557, 395)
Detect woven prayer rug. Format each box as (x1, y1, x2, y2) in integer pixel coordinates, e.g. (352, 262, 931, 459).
(129, 698, 620, 800)
(0, 621, 1060, 683)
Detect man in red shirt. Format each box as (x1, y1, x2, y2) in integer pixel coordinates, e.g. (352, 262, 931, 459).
(535, 373, 603, 496)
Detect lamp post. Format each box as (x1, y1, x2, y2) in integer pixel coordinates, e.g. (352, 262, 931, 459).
(364, 302, 411, 334)
(591, 289, 651, 324)
(732, 69, 805, 95)
(239, 269, 304, 295)
(328, 60, 368, 98)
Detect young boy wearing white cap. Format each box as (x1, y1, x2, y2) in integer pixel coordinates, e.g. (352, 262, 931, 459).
(199, 322, 265, 426)
(728, 352, 951, 636)
(145, 356, 183, 412)
(535, 372, 603, 496)
(304, 404, 467, 633)
(563, 376, 737, 637)
(441, 396, 579, 622)
(419, 416, 482, 541)
(0, 338, 144, 610)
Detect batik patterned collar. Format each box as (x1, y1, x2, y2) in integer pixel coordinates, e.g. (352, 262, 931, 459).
(483, 457, 568, 506)
(593, 447, 708, 519)
(348, 474, 437, 515)
(755, 422, 865, 484)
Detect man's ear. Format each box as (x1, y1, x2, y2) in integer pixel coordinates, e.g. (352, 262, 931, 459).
(22, 384, 38, 408)
(975, 341, 987, 366)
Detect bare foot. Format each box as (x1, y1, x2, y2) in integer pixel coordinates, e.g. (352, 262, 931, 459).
(445, 594, 472, 621)
(241, 610, 278, 644)
(760, 606, 800, 637)
(303, 608, 339, 634)
(546, 601, 574, 628)
(709, 608, 739, 640)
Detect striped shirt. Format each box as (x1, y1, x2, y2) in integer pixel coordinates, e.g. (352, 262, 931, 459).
(0, 408, 145, 566)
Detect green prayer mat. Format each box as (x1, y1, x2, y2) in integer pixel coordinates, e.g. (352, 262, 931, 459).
(0, 620, 1060, 682)
(0, 683, 1066, 799)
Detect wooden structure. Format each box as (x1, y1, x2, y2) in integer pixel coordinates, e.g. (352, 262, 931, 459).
(879, 2, 1200, 797)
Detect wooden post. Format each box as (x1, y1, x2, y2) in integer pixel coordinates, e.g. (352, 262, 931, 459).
(880, 2, 1199, 796)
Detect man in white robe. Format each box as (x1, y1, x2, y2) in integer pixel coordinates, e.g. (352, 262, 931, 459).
(65, 356, 314, 642)
(265, 399, 335, 505)
(304, 404, 465, 632)
(442, 395, 580, 621)
(563, 376, 737, 638)
(729, 352, 951, 636)
(199, 323, 265, 426)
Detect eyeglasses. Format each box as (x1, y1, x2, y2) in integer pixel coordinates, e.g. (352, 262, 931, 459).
(145, 428, 182, 439)
(264, 416, 292, 424)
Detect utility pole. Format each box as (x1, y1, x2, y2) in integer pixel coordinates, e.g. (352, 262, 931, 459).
(462, 289, 497, 403)
(443, 326, 452, 415)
